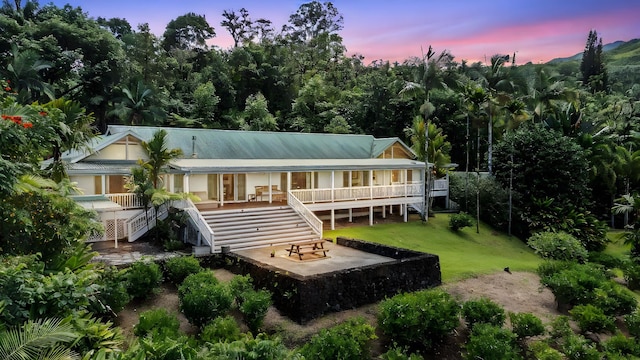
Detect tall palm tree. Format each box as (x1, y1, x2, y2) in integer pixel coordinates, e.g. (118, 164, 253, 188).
(109, 81, 164, 125)
(612, 194, 640, 258)
(141, 129, 183, 189)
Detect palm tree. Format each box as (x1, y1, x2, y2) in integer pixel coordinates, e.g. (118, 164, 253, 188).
(3, 44, 54, 103)
(612, 194, 640, 258)
(109, 81, 164, 125)
(0, 318, 78, 360)
(141, 129, 183, 189)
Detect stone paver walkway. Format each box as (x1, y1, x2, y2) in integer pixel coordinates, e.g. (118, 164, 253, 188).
(91, 241, 187, 266)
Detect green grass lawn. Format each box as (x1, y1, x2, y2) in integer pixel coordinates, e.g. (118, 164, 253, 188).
(324, 213, 541, 282)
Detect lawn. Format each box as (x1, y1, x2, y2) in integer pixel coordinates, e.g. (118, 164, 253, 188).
(324, 213, 541, 282)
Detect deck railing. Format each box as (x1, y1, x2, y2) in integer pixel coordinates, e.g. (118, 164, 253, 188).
(107, 193, 143, 209)
(126, 204, 169, 242)
(288, 191, 323, 238)
(289, 182, 424, 204)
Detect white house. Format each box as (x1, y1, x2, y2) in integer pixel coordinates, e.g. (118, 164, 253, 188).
(60, 125, 449, 253)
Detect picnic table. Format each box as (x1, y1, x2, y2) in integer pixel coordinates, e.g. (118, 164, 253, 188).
(287, 239, 329, 260)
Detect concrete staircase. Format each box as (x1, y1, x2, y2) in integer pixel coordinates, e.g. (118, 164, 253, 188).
(200, 206, 321, 252)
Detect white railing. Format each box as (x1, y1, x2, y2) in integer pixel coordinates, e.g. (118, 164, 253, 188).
(107, 193, 143, 209)
(126, 203, 169, 242)
(288, 191, 323, 238)
(289, 183, 425, 204)
(433, 178, 448, 191)
(175, 198, 214, 250)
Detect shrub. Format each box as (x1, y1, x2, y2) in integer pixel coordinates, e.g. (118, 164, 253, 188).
(591, 282, 637, 316)
(536, 260, 579, 282)
(91, 266, 130, 317)
(603, 332, 640, 358)
(239, 289, 272, 334)
(449, 212, 474, 231)
(529, 341, 564, 360)
(164, 256, 202, 285)
(560, 333, 601, 360)
(206, 333, 294, 360)
(134, 308, 180, 338)
(200, 315, 242, 343)
(125, 259, 163, 300)
(624, 309, 640, 337)
(527, 231, 588, 262)
(464, 323, 521, 360)
(509, 312, 545, 339)
(300, 317, 376, 360)
(569, 304, 616, 334)
(380, 348, 424, 360)
(229, 274, 254, 304)
(623, 260, 640, 290)
(179, 272, 232, 328)
(540, 264, 609, 310)
(378, 289, 460, 350)
(587, 252, 623, 269)
(461, 298, 506, 329)
(178, 270, 219, 297)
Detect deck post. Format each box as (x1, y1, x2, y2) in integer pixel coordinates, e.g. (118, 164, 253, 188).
(113, 210, 118, 248)
(369, 206, 374, 225)
(404, 204, 408, 222)
(348, 208, 353, 223)
(382, 205, 386, 218)
(331, 171, 335, 202)
(331, 209, 335, 230)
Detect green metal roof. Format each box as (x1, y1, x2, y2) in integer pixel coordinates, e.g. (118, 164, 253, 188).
(106, 126, 415, 160)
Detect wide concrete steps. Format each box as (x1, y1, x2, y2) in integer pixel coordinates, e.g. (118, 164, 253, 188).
(201, 206, 321, 252)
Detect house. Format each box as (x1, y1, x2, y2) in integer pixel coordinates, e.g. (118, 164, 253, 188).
(59, 125, 449, 253)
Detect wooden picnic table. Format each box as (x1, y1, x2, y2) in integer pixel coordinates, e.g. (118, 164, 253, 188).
(287, 239, 329, 260)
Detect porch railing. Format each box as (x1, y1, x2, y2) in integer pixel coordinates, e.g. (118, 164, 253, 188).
(289, 183, 424, 204)
(107, 193, 143, 209)
(288, 191, 323, 239)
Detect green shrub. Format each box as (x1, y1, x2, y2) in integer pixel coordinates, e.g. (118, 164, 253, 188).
(461, 298, 506, 329)
(536, 260, 579, 282)
(200, 315, 242, 343)
(206, 333, 294, 360)
(569, 304, 616, 334)
(378, 289, 460, 350)
(464, 323, 521, 360)
(560, 333, 601, 360)
(529, 341, 564, 360)
(300, 317, 376, 360)
(603, 332, 640, 358)
(509, 312, 545, 339)
(591, 282, 637, 316)
(179, 273, 232, 328)
(540, 264, 609, 310)
(527, 231, 588, 262)
(125, 259, 163, 300)
(239, 289, 272, 334)
(449, 212, 474, 231)
(134, 308, 180, 338)
(624, 309, 640, 337)
(66, 311, 123, 356)
(380, 348, 424, 360)
(164, 256, 203, 285)
(229, 274, 254, 303)
(587, 252, 623, 269)
(178, 270, 219, 297)
(623, 260, 640, 290)
(91, 266, 130, 317)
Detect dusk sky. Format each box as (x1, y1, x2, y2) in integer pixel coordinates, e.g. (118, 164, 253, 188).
(49, 0, 640, 65)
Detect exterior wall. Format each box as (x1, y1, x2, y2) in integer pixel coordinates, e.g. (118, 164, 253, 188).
(189, 174, 209, 196)
(73, 175, 96, 195)
(86, 143, 148, 161)
(316, 171, 332, 188)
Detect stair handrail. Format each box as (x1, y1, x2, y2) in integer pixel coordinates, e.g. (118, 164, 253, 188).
(177, 198, 215, 252)
(287, 190, 323, 238)
(125, 203, 170, 242)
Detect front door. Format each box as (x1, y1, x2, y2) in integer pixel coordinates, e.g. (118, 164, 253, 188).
(223, 174, 234, 202)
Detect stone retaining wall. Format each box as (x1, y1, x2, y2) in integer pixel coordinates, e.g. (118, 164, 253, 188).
(224, 237, 441, 323)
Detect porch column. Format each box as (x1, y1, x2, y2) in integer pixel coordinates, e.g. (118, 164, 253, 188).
(369, 171, 374, 199)
(331, 209, 335, 230)
(218, 175, 223, 207)
(369, 206, 374, 225)
(331, 171, 335, 202)
(101, 175, 106, 195)
(183, 174, 190, 193)
(113, 211, 118, 248)
(287, 172, 291, 191)
(348, 208, 353, 223)
(268, 172, 272, 203)
(404, 204, 408, 222)
(445, 172, 450, 209)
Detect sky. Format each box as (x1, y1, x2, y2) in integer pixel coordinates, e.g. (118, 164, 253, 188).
(48, 0, 640, 65)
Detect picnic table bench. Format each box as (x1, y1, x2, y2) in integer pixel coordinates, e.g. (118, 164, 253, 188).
(287, 239, 329, 260)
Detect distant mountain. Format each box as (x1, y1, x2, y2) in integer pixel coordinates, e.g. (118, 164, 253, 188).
(547, 39, 633, 64)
